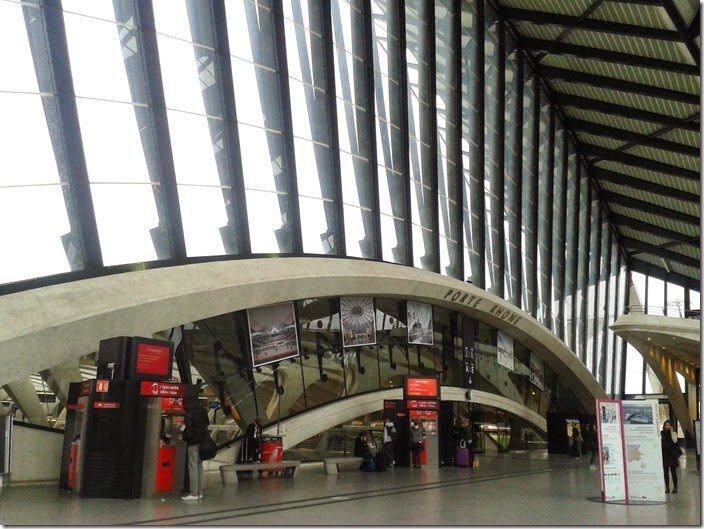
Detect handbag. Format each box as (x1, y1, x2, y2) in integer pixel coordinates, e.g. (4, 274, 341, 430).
(199, 431, 217, 461)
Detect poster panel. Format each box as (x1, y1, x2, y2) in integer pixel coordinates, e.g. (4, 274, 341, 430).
(622, 400, 666, 502)
(247, 302, 300, 368)
(407, 301, 433, 345)
(340, 297, 377, 347)
(529, 353, 544, 389)
(596, 399, 628, 502)
(497, 331, 514, 371)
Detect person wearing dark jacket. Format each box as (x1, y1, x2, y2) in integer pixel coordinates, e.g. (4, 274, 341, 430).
(354, 430, 374, 470)
(661, 420, 680, 493)
(181, 398, 209, 501)
(240, 417, 263, 463)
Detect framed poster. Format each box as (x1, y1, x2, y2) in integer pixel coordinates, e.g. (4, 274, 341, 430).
(407, 301, 433, 345)
(497, 331, 514, 371)
(340, 297, 377, 347)
(529, 353, 544, 390)
(247, 302, 300, 368)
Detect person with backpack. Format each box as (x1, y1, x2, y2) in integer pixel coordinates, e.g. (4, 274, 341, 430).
(382, 418, 397, 467)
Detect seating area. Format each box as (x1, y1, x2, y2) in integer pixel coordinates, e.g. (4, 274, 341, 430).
(322, 456, 364, 475)
(219, 461, 301, 484)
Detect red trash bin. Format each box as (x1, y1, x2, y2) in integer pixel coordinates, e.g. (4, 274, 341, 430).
(155, 446, 176, 493)
(261, 436, 284, 471)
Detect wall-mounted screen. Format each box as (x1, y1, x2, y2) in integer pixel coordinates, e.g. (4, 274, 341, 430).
(248, 301, 300, 368)
(404, 377, 440, 400)
(129, 338, 173, 381)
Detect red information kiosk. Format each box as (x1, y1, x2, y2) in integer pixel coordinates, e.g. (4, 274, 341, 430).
(405, 377, 441, 468)
(60, 336, 194, 499)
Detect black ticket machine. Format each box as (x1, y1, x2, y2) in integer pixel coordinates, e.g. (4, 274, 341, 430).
(60, 336, 195, 499)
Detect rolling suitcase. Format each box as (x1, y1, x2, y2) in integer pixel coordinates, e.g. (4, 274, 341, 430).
(456, 440, 470, 467)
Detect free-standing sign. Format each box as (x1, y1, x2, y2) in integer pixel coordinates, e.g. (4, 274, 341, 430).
(596, 399, 628, 502)
(622, 400, 665, 502)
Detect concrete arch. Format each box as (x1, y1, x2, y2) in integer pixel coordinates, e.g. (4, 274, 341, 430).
(0, 257, 605, 410)
(263, 387, 547, 450)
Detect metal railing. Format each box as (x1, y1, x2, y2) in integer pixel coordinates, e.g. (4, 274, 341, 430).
(624, 304, 700, 319)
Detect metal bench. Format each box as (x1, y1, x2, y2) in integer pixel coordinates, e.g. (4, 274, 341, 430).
(219, 461, 301, 484)
(322, 456, 365, 475)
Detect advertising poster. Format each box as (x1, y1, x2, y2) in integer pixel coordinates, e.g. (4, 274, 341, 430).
(247, 302, 300, 368)
(529, 353, 544, 390)
(596, 399, 628, 502)
(497, 331, 514, 371)
(340, 297, 377, 347)
(407, 301, 434, 345)
(622, 400, 666, 502)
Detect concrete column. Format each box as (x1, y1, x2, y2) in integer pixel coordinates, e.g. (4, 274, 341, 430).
(2, 379, 49, 426)
(40, 361, 83, 406)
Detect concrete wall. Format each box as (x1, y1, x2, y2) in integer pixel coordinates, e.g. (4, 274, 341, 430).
(9, 422, 63, 485)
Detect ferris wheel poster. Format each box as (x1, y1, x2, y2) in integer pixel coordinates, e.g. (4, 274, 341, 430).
(340, 297, 377, 347)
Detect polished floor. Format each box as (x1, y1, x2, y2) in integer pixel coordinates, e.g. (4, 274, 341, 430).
(0, 450, 700, 526)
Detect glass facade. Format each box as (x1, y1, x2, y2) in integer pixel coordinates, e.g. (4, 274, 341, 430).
(6, 0, 691, 435)
(175, 295, 564, 440)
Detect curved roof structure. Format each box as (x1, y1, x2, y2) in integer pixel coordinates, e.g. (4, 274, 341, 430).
(494, 0, 700, 288)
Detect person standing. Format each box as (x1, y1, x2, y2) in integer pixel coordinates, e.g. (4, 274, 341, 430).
(574, 425, 584, 458)
(409, 420, 424, 468)
(661, 420, 680, 493)
(382, 418, 397, 467)
(588, 423, 599, 470)
(181, 398, 209, 501)
(241, 417, 263, 463)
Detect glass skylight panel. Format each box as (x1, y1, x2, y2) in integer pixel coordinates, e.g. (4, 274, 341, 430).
(63, 12, 134, 103)
(245, 189, 286, 254)
(167, 110, 229, 256)
(338, 152, 362, 207)
(230, 58, 269, 129)
(299, 196, 332, 254)
(177, 185, 228, 257)
(344, 205, 371, 257)
(158, 36, 209, 116)
(0, 3, 73, 283)
(90, 183, 158, 265)
(76, 99, 151, 184)
(152, 0, 192, 42)
(62, 0, 118, 22)
(293, 137, 326, 200)
(0, 185, 72, 284)
(0, 2, 40, 93)
(238, 124, 282, 193)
